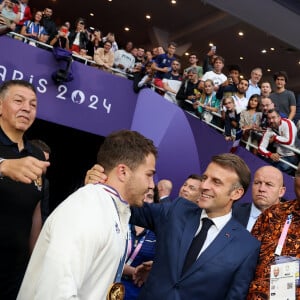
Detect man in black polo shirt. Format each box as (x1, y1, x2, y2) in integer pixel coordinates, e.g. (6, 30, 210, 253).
(0, 80, 49, 299)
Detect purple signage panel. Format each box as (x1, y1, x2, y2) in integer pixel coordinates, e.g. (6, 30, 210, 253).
(0, 36, 137, 137)
(131, 89, 296, 202)
(131, 89, 202, 197)
(2, 36, 296, 202)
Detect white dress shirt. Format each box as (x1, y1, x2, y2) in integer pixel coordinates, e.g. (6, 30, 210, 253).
(246, 203, 262, 232)
(196, 210, 232, 257)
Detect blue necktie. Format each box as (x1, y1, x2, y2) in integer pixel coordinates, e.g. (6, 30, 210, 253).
(182, 218, 214, 274)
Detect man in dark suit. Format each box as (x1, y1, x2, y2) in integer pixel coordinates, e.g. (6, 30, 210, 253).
(177, 174, 203, 204)
(159, 174, 203, 204)
(130, 153, 260, 300)
(233, 165, 285, 231)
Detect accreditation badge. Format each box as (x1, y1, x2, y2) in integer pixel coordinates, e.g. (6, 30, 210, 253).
(269, 256, 300, 300)
(106, 282, 125, 300)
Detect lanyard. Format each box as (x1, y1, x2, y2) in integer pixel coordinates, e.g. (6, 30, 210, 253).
(126, 226, 148, 266)
(204, 94, 213, 107)
(100, 183, 129, 283)
(275, 214, 293, 256)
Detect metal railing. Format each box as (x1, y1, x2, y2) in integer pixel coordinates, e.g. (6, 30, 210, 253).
(6, 31, 300, 172)
(7, 32, 134, 78)
(184, 100, 300, 171)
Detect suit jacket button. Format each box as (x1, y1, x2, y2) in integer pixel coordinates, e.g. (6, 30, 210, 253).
(174, 283, 180, 289)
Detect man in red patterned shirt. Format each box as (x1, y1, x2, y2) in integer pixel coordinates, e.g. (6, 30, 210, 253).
(247, 166, 300, 299)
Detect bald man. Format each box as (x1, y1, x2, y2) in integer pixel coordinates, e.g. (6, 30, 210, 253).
(233, 165, 286, 231)
(157, 179, 173, 202)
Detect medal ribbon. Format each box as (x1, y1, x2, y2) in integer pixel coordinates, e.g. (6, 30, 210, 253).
(110, 196, 128, 283)
(100, 184, 129, 283)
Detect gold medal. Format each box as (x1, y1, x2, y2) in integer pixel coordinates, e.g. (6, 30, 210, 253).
(34, 176, 43, 191)
(106, 282, 125, 300)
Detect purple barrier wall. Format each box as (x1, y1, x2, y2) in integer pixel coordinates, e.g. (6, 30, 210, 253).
(0, 36, 137, 136)
(0, 36, 296, 202)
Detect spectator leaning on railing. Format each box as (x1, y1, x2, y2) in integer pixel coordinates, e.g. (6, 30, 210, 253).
(258, 108, 298, 176)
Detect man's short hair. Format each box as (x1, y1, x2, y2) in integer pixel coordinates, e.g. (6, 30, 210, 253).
(228, 64, 241, 73)
(187, 67, 198, 74)
(211, 153, 251, 193)
(168, 42, 177, 48)
(273, 71, 288, 83)
(260, 80, 272, 87)
(189, 53, 198, 58)
(0, 80, 36, 99)
(30, 139, 51, 155)
(97, 130, 157, 173)
(212, 56, 224, 64)
(187, 174, 202, 181)
(267, 108, 281, 116)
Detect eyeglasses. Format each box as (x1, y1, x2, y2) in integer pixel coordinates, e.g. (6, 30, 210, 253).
(172, 63, 180, 66)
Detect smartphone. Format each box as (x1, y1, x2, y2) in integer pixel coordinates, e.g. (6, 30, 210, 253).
(61, 27, 69, 35)
(211, 46, 216, 53)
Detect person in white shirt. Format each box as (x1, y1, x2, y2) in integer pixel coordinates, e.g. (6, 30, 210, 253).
(162, 59, 183, 104)
(200, 56, 227, 93)
(231, 78, 249, 114)
(221, 78, 249, 120)
(245, 67, 262, 99)
(17, 130, 157, 300)
(113, 41, 136, 78)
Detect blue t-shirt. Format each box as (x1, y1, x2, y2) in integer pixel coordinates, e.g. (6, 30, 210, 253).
(23, 20, 48, 39)
(154, 53, 176, 79)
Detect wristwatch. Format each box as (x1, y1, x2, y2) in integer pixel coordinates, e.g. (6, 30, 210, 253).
(0, 158, 5, 178)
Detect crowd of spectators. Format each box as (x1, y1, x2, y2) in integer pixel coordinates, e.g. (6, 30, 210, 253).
(2, 4, 300, 300)
(2, 0, 300, 176)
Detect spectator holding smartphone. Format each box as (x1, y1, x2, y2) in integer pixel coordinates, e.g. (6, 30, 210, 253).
(68, 18, 89, 54)
(203, 45, 217, 74)
(50, 24, 70, 49)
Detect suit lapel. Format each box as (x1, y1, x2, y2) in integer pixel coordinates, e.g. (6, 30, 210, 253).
(233, 203, 251, 227)
(178, 209, 202, 274)
(181, 218, 240, 277)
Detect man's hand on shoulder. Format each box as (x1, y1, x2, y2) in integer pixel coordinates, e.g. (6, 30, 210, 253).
(84, 164, 107, 185)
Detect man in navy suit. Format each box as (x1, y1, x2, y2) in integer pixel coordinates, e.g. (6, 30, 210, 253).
(233, 165, 285, 231)
(130, 153, 260, 300)
(159, 174, 203, 204)
(85, 154, 261, 299)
